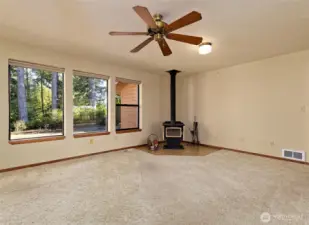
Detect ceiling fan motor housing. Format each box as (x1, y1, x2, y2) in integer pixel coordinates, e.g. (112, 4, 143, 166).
(154, 14, 165, 29)
(148, 14, 166, 37)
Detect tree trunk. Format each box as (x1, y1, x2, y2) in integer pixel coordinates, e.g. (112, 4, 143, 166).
(52, 72, 58, 110)
(17, 67, 28, 122)
(40, 73, 44, 115)
(25, 69, 30, 101)
(89, 78, 96, 107)
(57, 75, 61, 108)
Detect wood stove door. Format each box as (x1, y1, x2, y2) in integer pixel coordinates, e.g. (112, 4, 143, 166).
(166, 127, 182, 138)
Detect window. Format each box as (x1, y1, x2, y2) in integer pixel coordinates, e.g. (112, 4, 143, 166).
(9, 60, 64, 141)
(73, 70, 108, 136)
(116, 78, 140, 131)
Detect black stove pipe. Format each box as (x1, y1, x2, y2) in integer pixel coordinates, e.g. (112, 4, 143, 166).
(167, 70, 181, 123)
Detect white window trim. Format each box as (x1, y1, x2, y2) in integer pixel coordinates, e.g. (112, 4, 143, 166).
(9, 59, 64, 73)
(73, 70, 109, 80)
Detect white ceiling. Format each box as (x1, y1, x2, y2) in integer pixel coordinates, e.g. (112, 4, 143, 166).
(0, 0, 309, 75)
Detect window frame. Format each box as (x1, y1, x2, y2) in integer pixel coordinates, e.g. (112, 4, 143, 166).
(8, 63, 65, 142)
(72, 70, 109, 137)
(116, 82, 140, 131)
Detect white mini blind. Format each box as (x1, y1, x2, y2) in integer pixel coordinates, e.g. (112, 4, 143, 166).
(8, 59, 65, 73)
(73, 70, 109, 80)
(116, 77, 141, 84)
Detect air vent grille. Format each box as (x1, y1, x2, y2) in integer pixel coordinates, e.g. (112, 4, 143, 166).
(282, 149, 305, 161)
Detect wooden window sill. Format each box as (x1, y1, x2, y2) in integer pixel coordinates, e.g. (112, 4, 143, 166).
(116, 129, 142, 134)
(73, 132, 110, 138)
(9, 136, 65, 145)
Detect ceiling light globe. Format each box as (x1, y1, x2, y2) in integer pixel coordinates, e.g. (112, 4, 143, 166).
(199, 42, 212, 55)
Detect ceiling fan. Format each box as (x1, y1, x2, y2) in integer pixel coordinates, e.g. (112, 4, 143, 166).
(109, 6, 203, 56)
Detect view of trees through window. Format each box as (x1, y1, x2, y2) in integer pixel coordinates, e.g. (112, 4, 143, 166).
(9, 66, 64, 140)
(73, 75, 108, 134)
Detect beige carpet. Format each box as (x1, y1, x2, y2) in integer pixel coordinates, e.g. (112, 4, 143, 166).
(1, 149, 309, 225)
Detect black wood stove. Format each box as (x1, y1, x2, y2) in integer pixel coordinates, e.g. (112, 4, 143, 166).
(163, 70, 184, 149)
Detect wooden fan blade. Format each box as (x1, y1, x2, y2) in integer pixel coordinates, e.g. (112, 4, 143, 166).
(166, 33, 203, 45)
(133, 6, 157, 29)
(166, 11, 202, 33)
(158, 38, 172, 56)
(109, 31, 148, 36)
(131, 37, 154, 53)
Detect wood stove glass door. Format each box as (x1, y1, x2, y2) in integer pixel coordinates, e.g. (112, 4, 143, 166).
(166, 127, 182, 138)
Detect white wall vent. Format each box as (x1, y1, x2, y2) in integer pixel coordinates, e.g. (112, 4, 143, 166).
(282, 149, 306, 162)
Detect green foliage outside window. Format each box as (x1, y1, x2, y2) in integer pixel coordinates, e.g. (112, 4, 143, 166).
(9, 66, 64, 134)
(9, 66, 108, 138)
(73, 75, 108, 133)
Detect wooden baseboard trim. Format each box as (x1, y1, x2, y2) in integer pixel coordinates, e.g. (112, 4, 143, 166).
(4, 141, 307, 173)
(0, 144, 146, 173)
(199, 143, 309, 165)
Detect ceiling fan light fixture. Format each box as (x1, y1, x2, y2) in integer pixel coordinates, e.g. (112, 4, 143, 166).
(199, 42, 212, 55)
(155, 33, 163, 41)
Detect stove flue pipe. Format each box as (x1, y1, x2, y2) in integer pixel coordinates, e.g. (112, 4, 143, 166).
(166, 70, 181, 123)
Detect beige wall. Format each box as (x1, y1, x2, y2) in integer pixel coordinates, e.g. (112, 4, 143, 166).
(181, 50, 309, 161)
(1, 38, 308, 169)
(0, 40, 163, 170)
